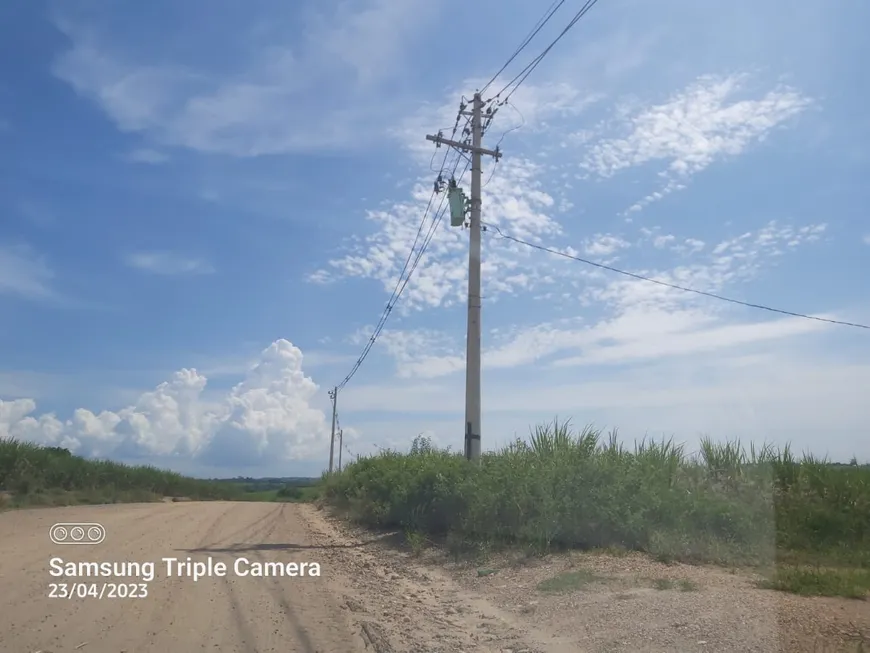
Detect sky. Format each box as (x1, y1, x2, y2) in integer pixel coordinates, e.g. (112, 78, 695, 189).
(0, 0, 868, 478)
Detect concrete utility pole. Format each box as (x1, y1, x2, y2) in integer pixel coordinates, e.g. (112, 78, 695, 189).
(338, 429, 343, 472)
(328, 387, 338, 473)
(426, 93, 502, 462)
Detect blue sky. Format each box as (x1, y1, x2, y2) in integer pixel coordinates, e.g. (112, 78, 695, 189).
(1, 0, 868, 477)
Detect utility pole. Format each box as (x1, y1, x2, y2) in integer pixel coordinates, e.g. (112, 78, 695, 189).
(426, 93, 502, 462)
(338, 429, 343, 472)
(328, 387, 338, 473)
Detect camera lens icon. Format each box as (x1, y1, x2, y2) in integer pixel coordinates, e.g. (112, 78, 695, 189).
(50, 522, 105, 545)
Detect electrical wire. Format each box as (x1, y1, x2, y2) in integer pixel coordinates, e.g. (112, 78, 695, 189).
(479, 0, 567, 95)
(396, 110, 466, 306)
(335, 113, 473, 391)
(482, 100, 525, 189)
(410, 154, 472, 278)
(483, 222, 870, 330)
(490, 0, 602, 102)
(344, 151, 472, 392)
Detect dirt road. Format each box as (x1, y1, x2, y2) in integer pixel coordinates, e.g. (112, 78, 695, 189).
(1, 501, 867, 653)
(0, 501, 547, 653)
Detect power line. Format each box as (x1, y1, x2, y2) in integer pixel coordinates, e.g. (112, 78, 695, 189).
(490, 0, 602, 102)
(335, 111, 469, 392)
(334, 0, 573, 394)
(335, 0, 597, 392)
(336, 119, 473, 391)
(387, 112, 465, 318)
(409, 156, 472, 279)
(345, 155, 472, 388)
(479, 0, 567, 95)
(482, 100, 525, 189)
(484, 223, 870, 330)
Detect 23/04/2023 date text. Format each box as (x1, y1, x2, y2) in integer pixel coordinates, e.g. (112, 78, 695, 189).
(48, 583, 148, 599)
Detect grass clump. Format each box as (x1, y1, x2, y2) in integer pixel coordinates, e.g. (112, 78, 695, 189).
(678, 578, 699, 591)
(322, 420, 870, 597)
(757, 566, 870, 599)
(651, 578, 699, 591)
(537, 569, 605, 593)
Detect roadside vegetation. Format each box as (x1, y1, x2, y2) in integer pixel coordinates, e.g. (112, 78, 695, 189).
(322, 420, 870, 599)
(0, 438, 319, 509)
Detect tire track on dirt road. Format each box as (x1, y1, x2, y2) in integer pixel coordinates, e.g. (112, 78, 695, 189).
(241, 503, 355, 653)
(181, 502, 286, 653)
(89, 501, 286, 652)
(176, 502, 364, 653)
(116, 501, 260, 652)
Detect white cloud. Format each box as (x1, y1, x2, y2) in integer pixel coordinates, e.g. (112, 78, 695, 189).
(51, 1, 440, 156)
(301, 350, 359, 369)
(341, 351, 870, 463)
(552, 312, 827, 368)
(312, 154, 568, 310)
(312, 72, 813, 314)
(583, 234, 630, 257)
(681, 238, 706, 254)
(640, 228, 707, 255)
(594, 221, 827, 313)
(370, 219, 828, 376)
(0, 340, 330, 465)
(393, 79, 602, 162)
(125, 251, 214, 276)
(312, 0, 437, 87)
(125, 148, 168, 164)
(308, 73, 610, 311)
(653, 234, 675, 249)
(377, 329, 464, 378)
(0, 244, 55, 300)
(583, 74, 811, 211)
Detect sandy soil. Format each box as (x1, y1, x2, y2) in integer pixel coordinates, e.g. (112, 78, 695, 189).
(0, 501, 541, 653)
(1, 502, 867, 653)
(312, 510, 870, 653)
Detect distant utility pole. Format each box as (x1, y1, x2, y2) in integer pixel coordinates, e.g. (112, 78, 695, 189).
(426, 93, 502, 462)
(338, 429, 343, 472)
(328, 387, 338, 474)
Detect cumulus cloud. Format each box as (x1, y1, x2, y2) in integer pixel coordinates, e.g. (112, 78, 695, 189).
(0, 340, 329, 466)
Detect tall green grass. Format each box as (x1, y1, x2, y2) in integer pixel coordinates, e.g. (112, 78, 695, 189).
(323, 420, 870, 568)
(0, 438, 244, 507)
